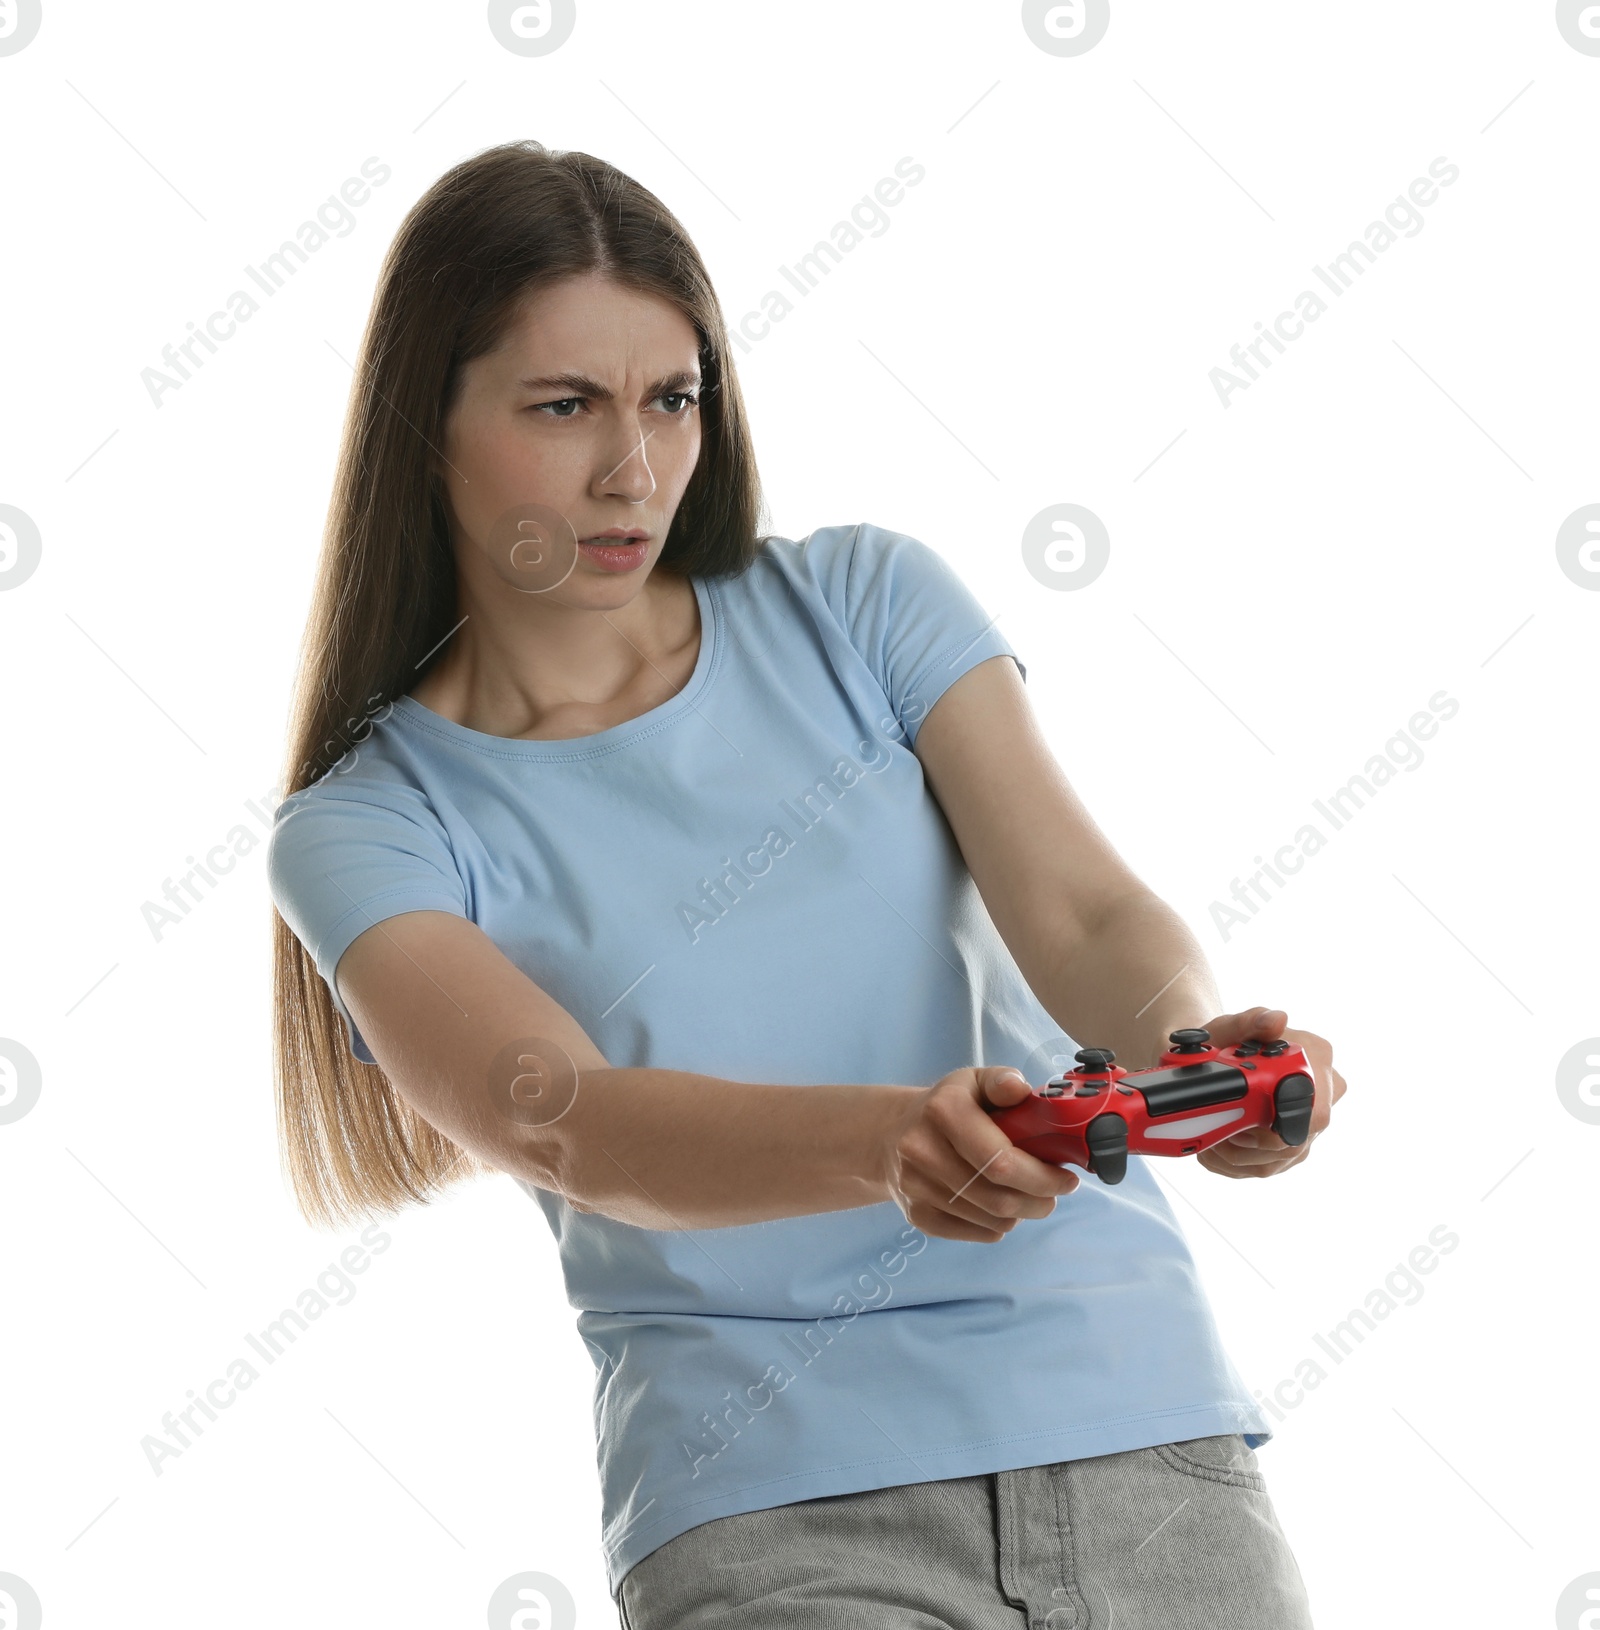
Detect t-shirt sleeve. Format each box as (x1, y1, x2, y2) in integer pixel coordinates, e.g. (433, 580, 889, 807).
(266, 780, 469, 1064)
(809, 522, 1025, 747)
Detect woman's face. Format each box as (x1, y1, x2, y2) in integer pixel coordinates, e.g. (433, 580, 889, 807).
(437, 271, 704, 608)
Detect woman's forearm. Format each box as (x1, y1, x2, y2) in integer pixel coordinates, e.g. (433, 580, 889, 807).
(1022, 889, 1224, 1072)
(520, 890, 1215, 1229)
(522, 1069, 921, 1230)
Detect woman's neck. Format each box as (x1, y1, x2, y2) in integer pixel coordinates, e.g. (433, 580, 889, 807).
(409, 565, 701, 742)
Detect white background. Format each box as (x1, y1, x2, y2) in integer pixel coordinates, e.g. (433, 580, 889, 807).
(1, 3, 1596, 1626)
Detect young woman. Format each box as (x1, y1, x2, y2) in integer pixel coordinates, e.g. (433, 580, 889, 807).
(267, 140, 1345, 1628)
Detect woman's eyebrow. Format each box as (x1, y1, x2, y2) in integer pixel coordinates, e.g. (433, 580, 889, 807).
(514, 369, 702, 398)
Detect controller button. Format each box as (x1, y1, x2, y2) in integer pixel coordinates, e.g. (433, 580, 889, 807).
(1074, 1085, 1103, 1097)
(1085, 1113, 1129, 1185)
(1272, 1072, 1316, 1145)
(1261, 1040, 1290, 1057)
(1116, 1085, 1135, 1096)
(1235, 1041, 1261, 1056)
(1074, 1047, 1116, 1073)
(1041, 1084, 1065, 1097)
(1168, 1028, 1211, 1054)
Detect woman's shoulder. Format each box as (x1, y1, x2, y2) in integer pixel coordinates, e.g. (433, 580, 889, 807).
(750, 519, 913, 567)
(732, 520, 931, 609)
(272, 707, 438, 829)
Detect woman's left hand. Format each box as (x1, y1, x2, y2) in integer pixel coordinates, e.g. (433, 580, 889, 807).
(1190, 1006, 1346, 1179)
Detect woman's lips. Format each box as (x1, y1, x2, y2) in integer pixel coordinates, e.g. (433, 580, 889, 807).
(577, 538, 649, 573)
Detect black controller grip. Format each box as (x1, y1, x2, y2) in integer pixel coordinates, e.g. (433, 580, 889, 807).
(1272, 1073, 1316, 1146)
(1085, 1113, 1128, 1185)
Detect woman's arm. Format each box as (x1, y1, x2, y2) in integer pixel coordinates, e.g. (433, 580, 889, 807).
(333, 910, 1080, 1236)
(912, 655, 1343, 1168)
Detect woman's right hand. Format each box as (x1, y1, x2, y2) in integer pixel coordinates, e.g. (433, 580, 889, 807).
(876, 1066, 1081, 1242)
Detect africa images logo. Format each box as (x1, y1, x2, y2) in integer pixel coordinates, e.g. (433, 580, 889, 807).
(1021, 0, 1110, 56)
(0, 0, 42, 54)
(0, 504, 42, 590)
(1556, 0, 1600, 53)
(487, 0, 576, 55)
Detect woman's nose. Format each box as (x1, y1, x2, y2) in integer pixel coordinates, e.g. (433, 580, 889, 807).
(595, 423, 657, 501)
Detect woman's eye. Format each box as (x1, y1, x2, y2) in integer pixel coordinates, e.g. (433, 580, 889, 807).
(531, 392, 697, 418)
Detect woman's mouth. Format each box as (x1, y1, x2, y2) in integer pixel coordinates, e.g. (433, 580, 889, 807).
(577, 537, 650, 573)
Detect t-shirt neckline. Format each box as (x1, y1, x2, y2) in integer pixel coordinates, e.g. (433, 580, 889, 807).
(391, 573, 718, 759)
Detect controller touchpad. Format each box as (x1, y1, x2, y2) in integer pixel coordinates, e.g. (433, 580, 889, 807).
(1135, 1061, 1248, 1117)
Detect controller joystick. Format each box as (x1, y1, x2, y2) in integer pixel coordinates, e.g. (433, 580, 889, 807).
(989, 1032, 1317, 1184)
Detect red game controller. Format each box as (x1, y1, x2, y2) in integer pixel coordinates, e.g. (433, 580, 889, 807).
(990, 1028, 1316, 1185)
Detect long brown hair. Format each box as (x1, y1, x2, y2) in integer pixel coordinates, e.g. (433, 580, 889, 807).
(271, 140, 766, 1228)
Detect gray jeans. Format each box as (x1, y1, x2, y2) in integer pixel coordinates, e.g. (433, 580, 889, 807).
(617, 1434, 1315, 1629)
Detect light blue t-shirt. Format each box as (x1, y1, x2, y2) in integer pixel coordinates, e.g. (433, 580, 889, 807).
(267, 522, 1271, 1596)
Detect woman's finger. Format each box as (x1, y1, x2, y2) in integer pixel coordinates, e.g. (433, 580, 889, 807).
(900, 1146, 1065, 1221)
(894, 1164, 1026, 1230)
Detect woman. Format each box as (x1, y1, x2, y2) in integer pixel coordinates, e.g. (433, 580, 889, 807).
(267, 139, 1345, 1628)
